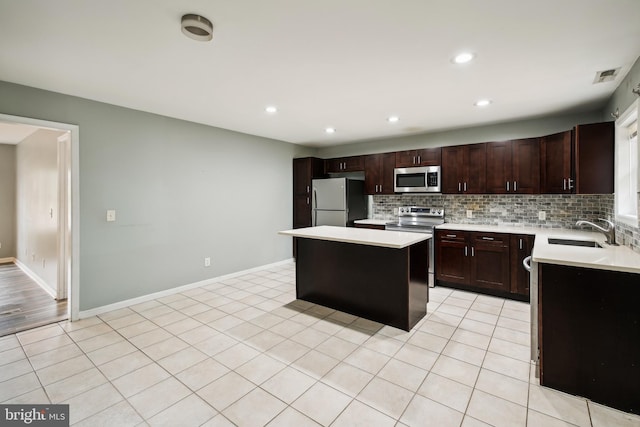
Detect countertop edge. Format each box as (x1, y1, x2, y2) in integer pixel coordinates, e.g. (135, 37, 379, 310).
(279, 227, 431, 249)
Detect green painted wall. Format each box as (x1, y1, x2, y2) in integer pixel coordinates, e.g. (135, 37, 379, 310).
(0, 81, 313, 311)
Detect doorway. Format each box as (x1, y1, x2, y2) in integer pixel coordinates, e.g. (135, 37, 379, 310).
(0, 113, 79, 335)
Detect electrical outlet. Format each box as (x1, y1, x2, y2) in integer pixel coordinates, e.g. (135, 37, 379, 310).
(204, 257, 211, 267)
(538, 211, 546, 220)
(466, 210, 473, 219)
(106, 210, 116, 222)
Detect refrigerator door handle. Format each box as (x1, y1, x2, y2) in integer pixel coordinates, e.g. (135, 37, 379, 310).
(312, 188, 318, 226)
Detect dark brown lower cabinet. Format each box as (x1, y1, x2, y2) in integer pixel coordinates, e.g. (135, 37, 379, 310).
(435, 231, 468, 285)
(510, 234, 534, 296)
(539, 264, 640, 414)
(469, 232, 510, 292)
(435, 229, 531, 301)
(295, 237, 428, 331)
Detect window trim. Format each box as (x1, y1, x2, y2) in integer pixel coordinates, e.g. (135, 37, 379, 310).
(615, 99, 639, 227)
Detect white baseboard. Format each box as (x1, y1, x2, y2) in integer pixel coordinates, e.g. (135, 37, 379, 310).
(0, 257, 16, 264)
(14, 258, 58, 299)
(78, 258, 295, 319)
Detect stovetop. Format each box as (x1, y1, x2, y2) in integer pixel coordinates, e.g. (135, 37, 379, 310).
(388, 206, 445, 230)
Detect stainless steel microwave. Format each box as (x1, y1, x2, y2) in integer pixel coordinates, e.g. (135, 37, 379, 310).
(394, 166, 441, 193)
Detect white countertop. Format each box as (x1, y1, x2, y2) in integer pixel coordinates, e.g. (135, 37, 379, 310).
(354, 219, 392, 226)
(436, 223, 640, 274)
(279, 225, 431, 249)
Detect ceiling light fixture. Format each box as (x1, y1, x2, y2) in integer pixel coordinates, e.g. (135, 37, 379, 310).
(474, 99, 492, 107)
(387, 116, 400, 123)
(452, 52, 475, 64)
(265, 106, 278, 114)
(181, 14, 213, 42)
(325, 127, 336, 134)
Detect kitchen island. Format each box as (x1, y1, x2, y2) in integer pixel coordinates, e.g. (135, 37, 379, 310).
(279, 226, 430, 331)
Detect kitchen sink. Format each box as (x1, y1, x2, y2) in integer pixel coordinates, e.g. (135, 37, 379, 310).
(548, 238, 603, 248)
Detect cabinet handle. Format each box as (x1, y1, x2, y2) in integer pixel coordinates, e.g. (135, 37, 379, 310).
(523, 255, 532, 272)
(380, 184, 382, 192)
(458, 182, 461, 192)
(568, 178, 574, 190)
(413, 156, 416, 164)
(418, 155, 421, 164)
(513, 181, 517, 192)
(506, 181, 510, 191)
(307, 185, 310, 193)
(463, 182, 467, 192)
(471, 247, 475, 257)
(481, 236, 494, 241)
(519, 238, 523, 250)
(446, 234, 457, 238)
(306, 197, 309, 205)
(464, 246, 468, 256)
(563, 179, 567, 191)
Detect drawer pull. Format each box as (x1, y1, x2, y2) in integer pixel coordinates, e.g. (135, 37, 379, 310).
(481, 237, 495, 241)
(446, 234, 457, 238)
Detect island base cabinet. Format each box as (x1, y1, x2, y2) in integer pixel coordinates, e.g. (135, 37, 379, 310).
(295, 237, 428, 331)
(539, 264, 640, 414)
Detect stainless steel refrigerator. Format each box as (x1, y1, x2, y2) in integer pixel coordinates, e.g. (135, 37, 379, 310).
(312, 178, 367, 226)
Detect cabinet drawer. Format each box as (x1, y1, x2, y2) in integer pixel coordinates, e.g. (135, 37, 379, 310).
(436, 230, 466, 242)
(469, 232, 508, 245)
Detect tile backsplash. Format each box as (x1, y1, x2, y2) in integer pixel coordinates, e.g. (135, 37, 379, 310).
(371, 194, 640, 253)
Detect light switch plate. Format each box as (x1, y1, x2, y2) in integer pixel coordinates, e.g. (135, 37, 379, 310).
(466, 210, 473, 218)
(538, 211, 546, 220)
(106, 210, 116, 222)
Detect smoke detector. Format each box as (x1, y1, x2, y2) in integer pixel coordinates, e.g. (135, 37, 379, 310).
(593, 68, 620, 84)
(181, 14, 213, 42)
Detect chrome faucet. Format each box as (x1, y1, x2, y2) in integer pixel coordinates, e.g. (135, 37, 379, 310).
(575, 218, 618, 246)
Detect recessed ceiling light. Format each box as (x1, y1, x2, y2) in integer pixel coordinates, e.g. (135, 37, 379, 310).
(474, 99, 492, 107)
(181, 14, 213, 42)
(265, 106, 278, 114)
(325, 127, 336, 134)
(387, 116, 400, 123)
(452, 52, 475, 64)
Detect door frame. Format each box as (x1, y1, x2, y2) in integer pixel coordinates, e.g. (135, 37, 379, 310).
(0, 113, 80, 321)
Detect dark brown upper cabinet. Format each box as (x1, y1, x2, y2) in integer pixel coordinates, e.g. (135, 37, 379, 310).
(395, 148, 442, 167)
(293, 157, 324, 229)
(541, 130, 573, 194)
(364, 152, 396, 195)
(573, 122, 614, 194)
(442, 143, 486, 194)
(486, 138, 540, 194)
(325, 155, 365, 173)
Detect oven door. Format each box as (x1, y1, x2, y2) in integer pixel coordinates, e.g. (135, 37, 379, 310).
(385, 224, 435, 287)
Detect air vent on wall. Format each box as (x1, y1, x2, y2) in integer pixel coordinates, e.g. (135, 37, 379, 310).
(593, 68, 620, 84)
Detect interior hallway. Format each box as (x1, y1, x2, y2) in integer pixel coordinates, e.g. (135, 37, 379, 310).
(0, 262, 67, 337)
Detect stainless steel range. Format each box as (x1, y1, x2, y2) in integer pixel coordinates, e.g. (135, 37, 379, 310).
(385, 206, 445, 287)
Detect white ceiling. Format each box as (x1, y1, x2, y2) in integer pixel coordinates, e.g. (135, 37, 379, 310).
(0, 0, 638, 147)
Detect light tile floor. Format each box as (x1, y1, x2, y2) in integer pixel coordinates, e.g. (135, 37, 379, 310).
(1, 262, 639, 426)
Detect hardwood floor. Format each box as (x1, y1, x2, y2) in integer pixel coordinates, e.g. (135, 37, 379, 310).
(0, 262, 67, 337)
